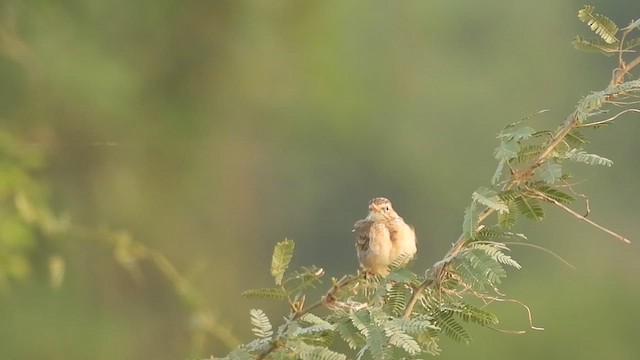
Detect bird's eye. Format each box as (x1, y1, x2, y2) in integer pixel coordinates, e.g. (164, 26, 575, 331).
(384, 206, 389, 211)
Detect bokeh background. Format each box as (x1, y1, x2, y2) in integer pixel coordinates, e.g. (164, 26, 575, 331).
(1, 1, 640, 359)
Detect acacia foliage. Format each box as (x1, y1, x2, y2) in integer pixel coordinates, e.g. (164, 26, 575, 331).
(218, 6, 640, 359)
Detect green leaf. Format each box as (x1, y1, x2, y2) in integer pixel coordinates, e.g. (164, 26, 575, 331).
(470, 243, 521, 269)
(453, 249, 507, 291)
(578, 5, 619, 44)
(335, 318, 364, 350)
(516, 144, 543, 164)
(451, 303, 499, 326)
(529, 184, 575, 204)
(537, 161, 563, 184)
(494, 141, 519, 161)
(514, 195, 545, 221)
(499, 126, 536, 141)
(297, 343, 346, 360)
(491, 159, 506, 185)
(498, 189, 520, 201)
(572, 36, 619, 55)
(462, 201, 479, 240)
(241, 287, 287, 301)
(566, 149, 613, 167)
(300, 313, 333, 328)
(385, 322, 421, 355)
(386, 283, 411, 316)
(366, 321, 386, 360)
(387, 267, 416, 283)
(349, 310, 384, 360)
(623, 37, 640, 51)
(225, 348, 254, 360)
(565, 129, 590, 147)
(389, 316, 438, 335)
(284, 266, 324, 293)
(472, 187, 509, 214)
(271, 239, 294, 285)
(250, 309, 273, 338)
(497, 200, 518, 229)
(433, 311, 471, 344)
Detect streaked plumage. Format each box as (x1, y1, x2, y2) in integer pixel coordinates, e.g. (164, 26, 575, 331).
(353, 197, 417, 275)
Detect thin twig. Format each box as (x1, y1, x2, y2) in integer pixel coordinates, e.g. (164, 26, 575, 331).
(501, 241, 576, 270)
(577, 108, 640, 127)
(530, 189, 631, 244)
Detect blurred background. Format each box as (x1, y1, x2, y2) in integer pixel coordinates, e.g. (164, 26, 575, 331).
(1, 1, 639, 359)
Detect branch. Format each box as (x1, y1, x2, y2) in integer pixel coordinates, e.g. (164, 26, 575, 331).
(402, 75, 639, 318)
(255, 274, 362, 360)
(612, 55, 640, 86)
(577, 108, 640, 127)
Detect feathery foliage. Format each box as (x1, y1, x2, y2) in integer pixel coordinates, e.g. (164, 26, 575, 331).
(271, 239, 294, 285)
(215, 6, 639, 359)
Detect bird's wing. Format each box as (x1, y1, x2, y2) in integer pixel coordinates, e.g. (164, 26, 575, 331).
(353, 219, 373, 252)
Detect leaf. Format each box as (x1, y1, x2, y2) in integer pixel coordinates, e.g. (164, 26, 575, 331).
(389, 316, 438, 335)
(470, 243, 521, 269)
(572, 36, 619, 55)
(529, 184, 575, 204)
(473, 227, 504, 240)
(250, 309, 273, 338)
(387, 267, 416, 283)
(625, 18, 640, 30)
(386, 283, 411, 316)
(297, 343, 346, 360)
(454, 249, 508, 290)
(498, 189, 520, 201)
(514, 195, 545, 221)
(516, 144, 543, 164)
(462, 201, 479, 240)
(285, 266, 324, 293)
(499, 126, 536, 141)
(433, 311, 471, 344)
(335, 318, 364, 350)
(565, 129, 590, 147)
(365, 322, 386, 360)
(271, 239, 295, 285)
(494, 140, 519, 161)
(225, 348, 254, 360)
(385, 322, 421, 355)
(623, 37, 640, 51)
(244, 338, 272, 352)
(451, 303, 499, 326)
(491, 158, 506, 185)
(241, 287, 287, 301)
(537, 161, 563, 184)
(566, 149, 613, 167)
(497, 200, 518, 229)
(578, 5, 619, 44)
(300, 313, 333, 328)
(472, 187, 509, 214)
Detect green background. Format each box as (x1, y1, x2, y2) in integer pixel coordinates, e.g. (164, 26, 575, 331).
(1, 1, 639, 359)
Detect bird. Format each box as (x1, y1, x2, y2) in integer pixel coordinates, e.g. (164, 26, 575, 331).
(353, 197, 417, 276)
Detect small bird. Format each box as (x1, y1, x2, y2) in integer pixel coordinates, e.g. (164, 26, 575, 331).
(353, 197, 417, 276)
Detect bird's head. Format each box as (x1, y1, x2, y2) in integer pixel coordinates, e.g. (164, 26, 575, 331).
(366, 197, 398, 221)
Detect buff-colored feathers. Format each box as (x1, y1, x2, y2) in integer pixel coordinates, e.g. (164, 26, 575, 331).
(353, 198, 417, 275)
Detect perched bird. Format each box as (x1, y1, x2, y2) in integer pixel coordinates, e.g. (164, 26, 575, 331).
(353, 197, 417, 275)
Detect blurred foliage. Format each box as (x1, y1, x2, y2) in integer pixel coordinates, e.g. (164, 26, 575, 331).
(0, 130, 49, 288)
(0, 1, 639, 360)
